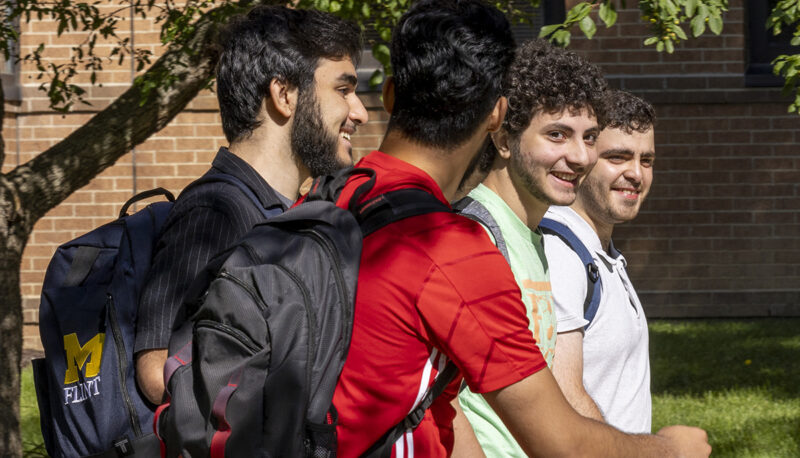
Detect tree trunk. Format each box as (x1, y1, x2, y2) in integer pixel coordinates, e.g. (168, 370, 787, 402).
(0, 248, 23, 457)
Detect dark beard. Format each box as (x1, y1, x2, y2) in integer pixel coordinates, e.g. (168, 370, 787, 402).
(291, 88, 347, 177)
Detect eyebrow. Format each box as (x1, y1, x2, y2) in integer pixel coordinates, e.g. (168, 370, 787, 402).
(600, 148, 656, 158)
(337, 73, 358, 86)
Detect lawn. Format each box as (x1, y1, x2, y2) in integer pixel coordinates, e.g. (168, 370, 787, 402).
(21, 318, 800, 456)
(650, 318, 800, 457)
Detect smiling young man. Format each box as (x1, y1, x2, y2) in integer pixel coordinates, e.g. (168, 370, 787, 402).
(330, 2, 709, 457)
(544, 89, 657, 433)
(134, 5, 367, 405)
(455, 38, 607, 456)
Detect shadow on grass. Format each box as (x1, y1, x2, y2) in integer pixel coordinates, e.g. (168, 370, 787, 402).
(649, 318, 800, 398)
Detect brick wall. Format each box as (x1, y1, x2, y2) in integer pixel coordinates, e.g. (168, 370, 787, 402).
(569, 0, 800, 317)
(5, 0, 799, 350)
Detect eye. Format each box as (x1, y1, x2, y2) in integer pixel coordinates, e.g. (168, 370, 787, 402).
(641, 157, 655, 168)
(605, 154, 627, 164)
(547, 131, 566, 141)
(584, 133, 598, 146)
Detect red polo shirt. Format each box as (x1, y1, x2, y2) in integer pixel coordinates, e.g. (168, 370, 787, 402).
(333, 151, 546, 457)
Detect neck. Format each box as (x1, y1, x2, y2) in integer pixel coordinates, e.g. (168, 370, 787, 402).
(482, 166, 549, 230)
(378, 128, 490, 202)
(228, 125, 307, 201)
(571, 201, 614, 252)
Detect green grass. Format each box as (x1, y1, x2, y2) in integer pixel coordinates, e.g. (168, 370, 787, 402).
(650, 318, 800, 457)
(20, 318, 800, 456)
(21, 365, 47, 457)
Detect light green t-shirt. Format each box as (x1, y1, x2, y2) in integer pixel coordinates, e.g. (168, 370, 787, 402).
(458, 184, 556, 457)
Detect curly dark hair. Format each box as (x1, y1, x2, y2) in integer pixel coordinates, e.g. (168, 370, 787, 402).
(475, 39, 607, 174)
(216, 6, 362, 143)
(387, 0, 515, 149)
(504, 39, 607, 137)
(601, 89, 656, 134)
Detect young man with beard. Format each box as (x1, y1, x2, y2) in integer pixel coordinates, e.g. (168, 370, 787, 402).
(134, 5, 367, 405)
(544, 90, 657, 434)
(455, 38, 606, 456)
(330, 1, 709, 457)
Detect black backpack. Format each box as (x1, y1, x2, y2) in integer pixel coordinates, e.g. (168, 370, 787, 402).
(32, 174, 278, 458)
(155, 167, 458, 457)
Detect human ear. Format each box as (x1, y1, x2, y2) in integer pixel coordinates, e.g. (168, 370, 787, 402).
(491, 129, 512, 160)
(268, 77, 298, 119)
(382, 76, 395, 114)
(487, 96, 507, 133)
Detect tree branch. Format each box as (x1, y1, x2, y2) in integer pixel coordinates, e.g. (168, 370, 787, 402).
(4, 5, 231, 233)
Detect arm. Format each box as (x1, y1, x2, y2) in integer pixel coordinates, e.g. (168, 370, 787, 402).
(551, 329, 605, 421)
(450, 397, 486, 458)
(136, 349, 168, 404)
(483, 369, 711, 458)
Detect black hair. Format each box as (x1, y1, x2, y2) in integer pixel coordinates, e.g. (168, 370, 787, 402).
(478, 39, 608, 173)
(601, 89, 656, 134)
(387, 0, 515, 149)
(216, 6, 362, 143)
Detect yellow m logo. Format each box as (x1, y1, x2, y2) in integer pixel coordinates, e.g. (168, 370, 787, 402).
(63, 333, 105, 384)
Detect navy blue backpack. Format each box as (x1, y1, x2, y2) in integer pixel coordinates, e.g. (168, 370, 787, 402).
(33, 174, 278, 457)
(539, 218, 602, 329)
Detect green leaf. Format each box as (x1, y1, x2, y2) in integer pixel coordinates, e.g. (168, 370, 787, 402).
(368, 69, 384, 87)
(665, 38, 675, 53)
(673, 25, 687, 40)
(598, 2, 617, 27)
(690, 14, 706, 37)
(644, 36, 659, 45)
(538, 24, 561, 38)
(656, 40, 664, 52)
(709, 15, 723, 34)
(792, 36, 800, 46)
(553, 29, 571, 47)
(579, 15, 596, 39)
(685, 0, 698, 17)
(565, 2, 592, 22)
(372, 43, 391, 66)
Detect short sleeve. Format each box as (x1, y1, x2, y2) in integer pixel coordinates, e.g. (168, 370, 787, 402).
(543, 233, 590, 333)
(416, 249, 546, 394)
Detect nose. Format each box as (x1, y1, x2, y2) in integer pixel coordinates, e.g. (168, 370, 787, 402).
(624, 159, 643, 184)
(567, 138, 595, 172)
(348, 94, 369, 125)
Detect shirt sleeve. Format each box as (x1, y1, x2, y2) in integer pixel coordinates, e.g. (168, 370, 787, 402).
(543, 233, 590, 333)
(135, 205, 246, 353)
(416, 248, 546, 394)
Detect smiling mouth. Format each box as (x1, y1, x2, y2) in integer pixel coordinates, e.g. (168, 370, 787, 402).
(615, 188, 640, 198)
(340, 131, 351, 141)
(552, 171, 579, 184)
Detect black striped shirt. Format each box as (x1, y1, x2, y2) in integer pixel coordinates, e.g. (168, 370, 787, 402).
(134, 147, 290, 353)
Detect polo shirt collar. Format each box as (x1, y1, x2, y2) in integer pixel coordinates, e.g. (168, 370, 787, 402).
(210, 147, 292, 210)
(544, 206, 627, 268)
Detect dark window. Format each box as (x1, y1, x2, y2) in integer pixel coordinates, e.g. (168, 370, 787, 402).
(1, 3, 20, 101)
(746, 0, 800, 87)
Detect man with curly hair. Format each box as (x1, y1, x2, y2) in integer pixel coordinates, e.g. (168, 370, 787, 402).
(455, 38, 606, 456)
(544, 89, 657, 433)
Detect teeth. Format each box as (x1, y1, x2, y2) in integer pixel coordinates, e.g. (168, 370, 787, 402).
(620, 189, 638, 196)
(341, 132, 351, 141)
(552, 172, 575, 182)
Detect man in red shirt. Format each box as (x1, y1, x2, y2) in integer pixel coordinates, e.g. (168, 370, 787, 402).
(332, 1, 711, 457)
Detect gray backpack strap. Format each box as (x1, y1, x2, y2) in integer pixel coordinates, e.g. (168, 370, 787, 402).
(453, 196, 510, 263)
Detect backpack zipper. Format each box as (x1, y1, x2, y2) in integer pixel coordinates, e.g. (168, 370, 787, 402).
(218, 270, 270, 314)
(302, 229, 351, 347)
(195, 320, 261, 355)
(106, 294, 143, 437)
